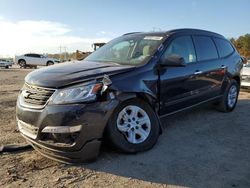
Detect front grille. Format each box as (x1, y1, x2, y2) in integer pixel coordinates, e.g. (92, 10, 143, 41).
(242, 75, 250, 82)
(22, 83, 55, 106)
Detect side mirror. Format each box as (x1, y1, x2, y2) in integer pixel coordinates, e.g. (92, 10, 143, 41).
(241, 56, 248, 64)
(160, 54, 186, 67)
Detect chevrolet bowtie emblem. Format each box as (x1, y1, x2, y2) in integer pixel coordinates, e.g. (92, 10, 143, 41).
(22, 90, 31, 98)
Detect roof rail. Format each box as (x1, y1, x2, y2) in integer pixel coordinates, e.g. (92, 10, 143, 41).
(167, 28, 224, 38)
(123, 32, 142, 36)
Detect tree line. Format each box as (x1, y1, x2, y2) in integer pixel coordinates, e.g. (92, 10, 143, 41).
(230, 34, 250, 59)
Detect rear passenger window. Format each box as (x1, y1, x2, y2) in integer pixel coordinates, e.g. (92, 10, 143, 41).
(163, 36, 196, 64)
(193, 36, 218, 61)
(28, 54, 40, 58)
(213, 38, 234, 58)
(28, 54, 36, 57)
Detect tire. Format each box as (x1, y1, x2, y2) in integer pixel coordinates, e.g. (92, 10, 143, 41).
(105, 98, 160, 153)
(216, 80, 239, 112)
(19, 60, 26, 68)
(5, 66, 9, 69)
(47, 61, 54, 66)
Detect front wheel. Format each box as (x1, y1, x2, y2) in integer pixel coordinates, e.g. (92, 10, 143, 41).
(19, 60, 26, 68)
(216, 80, 239, 112)
(106, 99, 160, 153)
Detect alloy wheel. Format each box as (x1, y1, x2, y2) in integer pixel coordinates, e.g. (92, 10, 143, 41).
(227, 85, 237, 108)
(116, 105, 151, 144)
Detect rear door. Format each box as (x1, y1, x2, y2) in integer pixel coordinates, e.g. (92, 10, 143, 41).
(192, 35, 225, 97)
(159, 35, 211, 115)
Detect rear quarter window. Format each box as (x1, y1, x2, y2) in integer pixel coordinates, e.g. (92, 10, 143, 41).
(193, 36, 218, 61)
(213, 38, 234, 58)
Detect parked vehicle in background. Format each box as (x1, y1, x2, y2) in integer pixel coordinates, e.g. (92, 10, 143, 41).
(242, 63, 250, 88)
(93, 42, 106, 51)
(16, 29, 243, 163)
(0, 59, 13, 69)
(15, 53, 60, 68)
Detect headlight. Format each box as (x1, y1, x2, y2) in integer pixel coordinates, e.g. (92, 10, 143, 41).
(51, 83, 102, 104)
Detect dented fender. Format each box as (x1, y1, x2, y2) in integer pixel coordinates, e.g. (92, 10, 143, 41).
(100, 73, 162, 134)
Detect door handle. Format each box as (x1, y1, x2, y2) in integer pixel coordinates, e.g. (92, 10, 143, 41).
(194, 70, 202, 75)
(221, 65, 227, 69)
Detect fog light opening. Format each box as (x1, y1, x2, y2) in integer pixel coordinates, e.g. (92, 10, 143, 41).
(41, 125, 82, 133)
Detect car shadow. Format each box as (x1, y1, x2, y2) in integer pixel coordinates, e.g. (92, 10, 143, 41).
(74, 99, 250, 187)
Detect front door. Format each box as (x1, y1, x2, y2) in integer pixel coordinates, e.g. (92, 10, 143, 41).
(159, 35, 211, 115)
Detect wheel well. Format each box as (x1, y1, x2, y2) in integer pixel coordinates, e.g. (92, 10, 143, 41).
(47, 61, 53, 65)
(18, 59, 25, 63)
(136, 93, 162, 134)
(113, 92, 162, 132)
(136, 93, 158, 112)
(233, 76, 240, 86)
(115, 92, 157, 111)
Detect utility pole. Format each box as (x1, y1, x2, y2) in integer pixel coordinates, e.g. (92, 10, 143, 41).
(59, 46, 67, 62)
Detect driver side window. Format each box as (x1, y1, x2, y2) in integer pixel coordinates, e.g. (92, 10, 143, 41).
(163, 36, 196, 64)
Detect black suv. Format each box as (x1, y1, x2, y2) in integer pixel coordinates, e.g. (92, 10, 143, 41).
(16, 29, 243, 163)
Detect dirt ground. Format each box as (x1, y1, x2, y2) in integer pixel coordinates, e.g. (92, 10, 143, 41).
(0, 68, 250, 188)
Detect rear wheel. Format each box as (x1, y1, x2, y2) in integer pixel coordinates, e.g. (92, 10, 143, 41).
(216, 80, 239, 112)
(5, 65, 9, 69)
(47, 61, 54, 66)
(106, 99, 160, 153)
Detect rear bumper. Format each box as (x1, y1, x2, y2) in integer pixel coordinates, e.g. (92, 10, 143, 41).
(16, 97, 119, 163)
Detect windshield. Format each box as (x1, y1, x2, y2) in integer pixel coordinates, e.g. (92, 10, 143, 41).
(85, 34, 164, 65)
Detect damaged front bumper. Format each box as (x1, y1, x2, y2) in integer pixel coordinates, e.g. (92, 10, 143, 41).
(16, 98, 118, 163)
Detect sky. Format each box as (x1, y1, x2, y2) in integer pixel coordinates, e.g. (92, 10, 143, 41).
(0, 0, 250, 57)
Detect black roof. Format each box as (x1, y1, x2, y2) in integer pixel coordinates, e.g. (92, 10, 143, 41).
(123, 28, 225, 39)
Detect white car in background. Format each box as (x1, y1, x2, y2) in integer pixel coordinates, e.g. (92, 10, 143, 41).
(242, 62, 250, 88)
(0, 59, 13, 69)
(15, 53, 60, 68)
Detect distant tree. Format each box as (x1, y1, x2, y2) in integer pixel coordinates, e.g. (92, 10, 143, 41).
(230, 34, 250, 59)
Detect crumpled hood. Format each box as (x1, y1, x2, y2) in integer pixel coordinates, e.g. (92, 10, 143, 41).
(25, 60, 135, 88)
